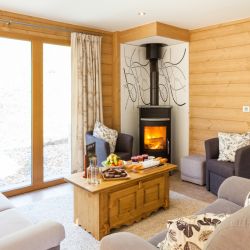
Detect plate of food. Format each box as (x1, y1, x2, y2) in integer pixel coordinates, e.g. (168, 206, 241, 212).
(102, 153, 126, 168)
(102, 167, 130, 180)
(126, 157, 168, 172)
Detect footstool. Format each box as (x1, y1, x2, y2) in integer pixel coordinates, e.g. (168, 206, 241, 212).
(180, 155, 206, 185)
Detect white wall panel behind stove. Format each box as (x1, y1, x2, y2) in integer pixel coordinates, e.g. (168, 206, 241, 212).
(120, 43, 189, 165)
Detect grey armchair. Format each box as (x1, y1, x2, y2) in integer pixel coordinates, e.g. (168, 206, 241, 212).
(86, 131, 133, 166)
(205, 137, 250, 195)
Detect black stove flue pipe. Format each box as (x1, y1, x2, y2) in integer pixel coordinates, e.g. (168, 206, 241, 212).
(145, 43, 164, 106)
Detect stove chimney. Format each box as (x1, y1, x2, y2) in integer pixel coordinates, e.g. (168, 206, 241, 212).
(145, 43, 163, 106)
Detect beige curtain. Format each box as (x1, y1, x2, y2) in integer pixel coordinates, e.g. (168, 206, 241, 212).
(71, 32, 103, 173)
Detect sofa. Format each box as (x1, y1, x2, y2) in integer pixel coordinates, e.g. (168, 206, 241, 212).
(100, 176, 250, 250)
(86, 131, 133, 166)
(205, 137, 250, 194)
(0, 192, 65, 250)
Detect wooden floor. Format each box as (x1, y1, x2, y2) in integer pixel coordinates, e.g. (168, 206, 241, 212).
(9, 171, 216, 207)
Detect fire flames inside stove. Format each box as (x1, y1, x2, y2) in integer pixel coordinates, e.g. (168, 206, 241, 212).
(144, 126, 167, 150)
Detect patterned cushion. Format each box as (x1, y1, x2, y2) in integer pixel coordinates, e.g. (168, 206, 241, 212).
(158, 213, 230, 250)
(218, 132, 250, 162)
(93, 121, 118, 153)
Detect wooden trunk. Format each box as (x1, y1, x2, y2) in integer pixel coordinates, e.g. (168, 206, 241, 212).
(67, 165, 175, 240)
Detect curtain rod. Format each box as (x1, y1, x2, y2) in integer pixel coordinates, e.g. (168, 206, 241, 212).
(0, 18, 103, 36)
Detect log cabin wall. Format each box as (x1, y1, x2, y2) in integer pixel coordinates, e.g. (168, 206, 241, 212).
(189, 18, 250, 155)
(2, 10, 250, 157)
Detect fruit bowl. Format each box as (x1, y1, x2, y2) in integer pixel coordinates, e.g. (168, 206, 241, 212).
(102, 153, 126, 168)
(101, 160, 126, 168)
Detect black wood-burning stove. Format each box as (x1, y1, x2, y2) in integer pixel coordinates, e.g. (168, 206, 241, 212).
(139, 106, 172, 162)
(138, 43, 172, 162)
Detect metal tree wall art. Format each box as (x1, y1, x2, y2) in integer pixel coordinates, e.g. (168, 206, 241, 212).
(122, 45, 187, 109)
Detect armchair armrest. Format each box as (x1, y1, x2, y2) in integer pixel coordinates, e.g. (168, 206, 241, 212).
(0, 220, 65, 250)
(100, 232, 157, 250)
(235, 145, 250, 178)
(205, 138, 219, 160)
(86, 131, 110, 165)
(218, 176, 250, 207)
(115, 133, 133, 154)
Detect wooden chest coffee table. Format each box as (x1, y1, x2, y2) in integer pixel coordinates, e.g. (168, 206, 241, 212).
(65, 163, 176, 240)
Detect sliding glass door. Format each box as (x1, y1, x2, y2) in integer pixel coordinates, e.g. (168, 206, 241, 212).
(0, 35, 71, 194)
(43, 43, 71, 181)
(0, 37, 32, 192)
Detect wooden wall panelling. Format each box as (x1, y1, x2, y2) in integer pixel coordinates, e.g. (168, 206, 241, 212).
(156, 22, 189, 42)
(0, 10, 111, 38)
(112, 32, 120, 130)
(190, 19, 250, 155)
(119, 22, 157, 44)
(190, 71, 250, 85)
(190, 17, 250, 41)
(101, 37, 113, 127)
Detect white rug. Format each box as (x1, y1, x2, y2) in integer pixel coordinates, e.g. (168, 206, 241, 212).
(17, 191, 208, 250)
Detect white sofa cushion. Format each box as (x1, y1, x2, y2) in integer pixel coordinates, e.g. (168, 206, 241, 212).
(0, 209, 31, 238)
(0, 220, 65, 250)
(0, 193, 14, 212)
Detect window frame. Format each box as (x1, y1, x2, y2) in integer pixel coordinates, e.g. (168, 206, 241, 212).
(1, 32, 70, 197)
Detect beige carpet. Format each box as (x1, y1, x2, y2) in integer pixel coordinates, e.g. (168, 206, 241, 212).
(115, 191, 208, 240)
(17, 191, 209, 250)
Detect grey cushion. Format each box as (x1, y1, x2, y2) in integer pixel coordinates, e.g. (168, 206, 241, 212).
(0, 193, 14, 212)
(207, 159, 234, 178)
(100, 232, 157, 250)
(204, 205, 250, 250)
(0, 209, 31, 238)
(196, 198, 241, 215)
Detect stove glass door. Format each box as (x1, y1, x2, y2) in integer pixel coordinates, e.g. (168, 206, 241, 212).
(144, 126, 167, 150)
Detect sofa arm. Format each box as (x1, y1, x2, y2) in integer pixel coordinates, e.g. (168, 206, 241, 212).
(204, 205, 250, 250)
(100, 232, 157, 250)
(218, 176, 250, 207)
(0, 220, 65, 250)
(115, 133, 133, 155)
(235, 145, 250, 178)
(205, 138, 219, 160)
(86, 131, 110, 165)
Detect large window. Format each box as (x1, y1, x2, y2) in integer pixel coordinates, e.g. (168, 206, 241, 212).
(0, 35, 71, 194)
(43, 43, 71, 181)
(0, 37, 32, 192)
